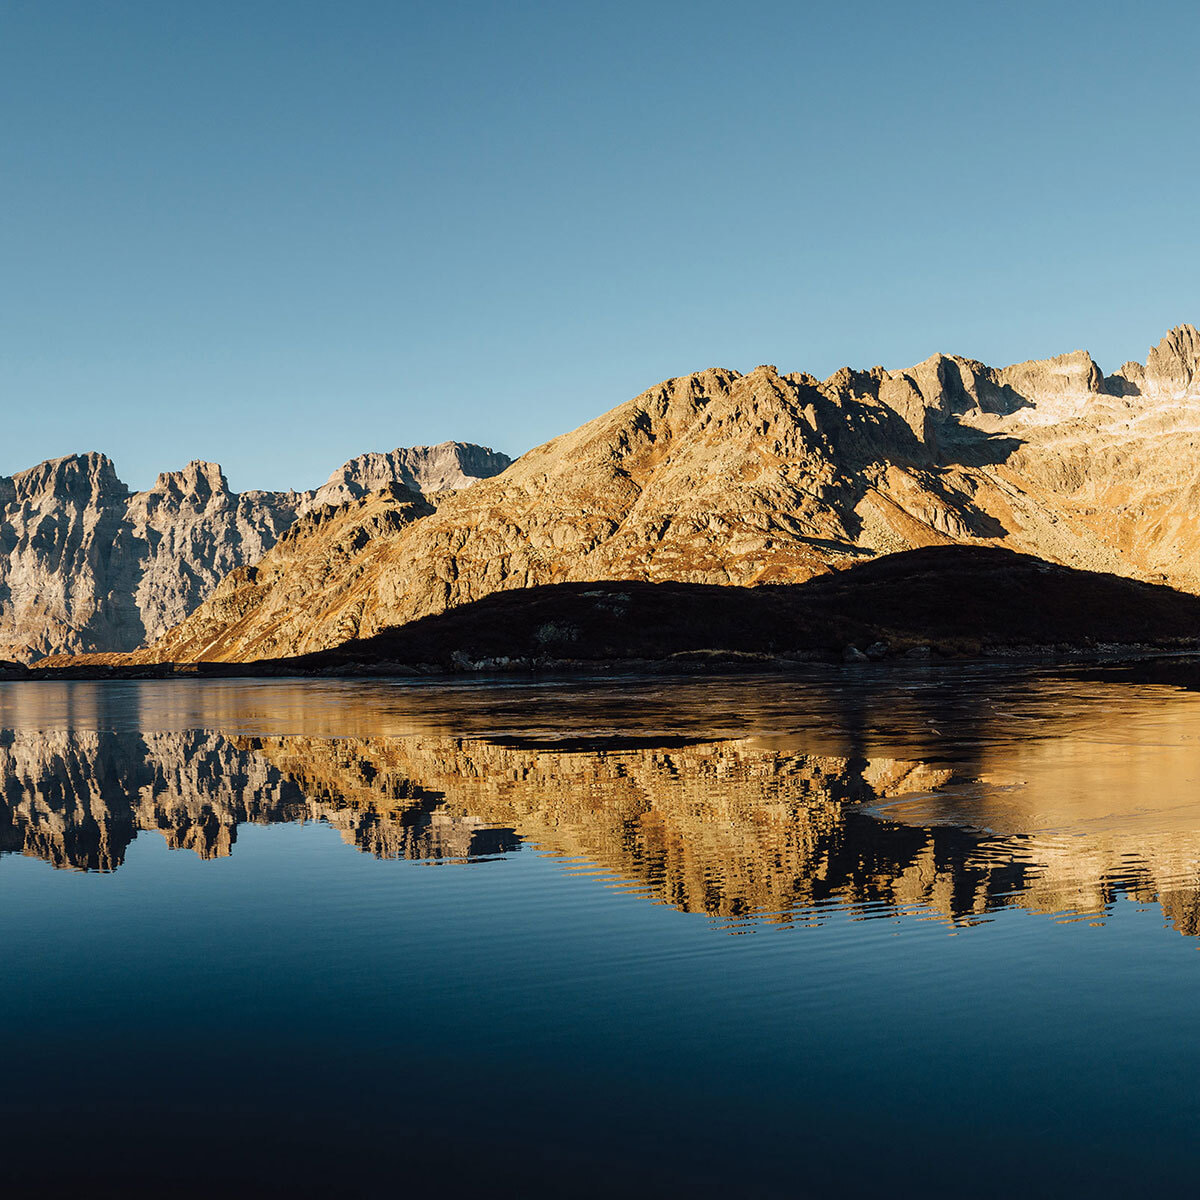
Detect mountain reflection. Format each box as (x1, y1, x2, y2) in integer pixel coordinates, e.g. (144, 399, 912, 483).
(0, 729, 520, 869)
(6, 671, 1200, 936)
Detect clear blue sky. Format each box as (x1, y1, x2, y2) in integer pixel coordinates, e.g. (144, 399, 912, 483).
(2, 0, 1197, 492)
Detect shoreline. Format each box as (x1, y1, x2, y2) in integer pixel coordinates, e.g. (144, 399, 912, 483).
(10, 639, 1200, 683)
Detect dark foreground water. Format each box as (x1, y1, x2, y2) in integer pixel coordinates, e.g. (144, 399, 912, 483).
(3, 666, 1200, 1197)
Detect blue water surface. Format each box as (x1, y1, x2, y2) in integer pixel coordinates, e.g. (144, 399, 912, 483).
(2, 671, 1199, 1197)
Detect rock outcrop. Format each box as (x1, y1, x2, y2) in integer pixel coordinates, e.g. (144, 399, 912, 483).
(306, 442, 513, 508)
(140, 324, 1200, 664)
(0, 442, 509, 661)
(1146, 324, 1200, 396)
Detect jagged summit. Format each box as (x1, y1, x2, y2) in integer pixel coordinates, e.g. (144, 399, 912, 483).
(149, 460, 233, 502)
(307, 441, 512, 511)
(1145, 323, 1200, 394)
(11, 451, 130, 505)
(135, 322, 1200, 665)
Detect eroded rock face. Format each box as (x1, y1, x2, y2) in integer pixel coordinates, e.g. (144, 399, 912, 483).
(1146, 325, 1200, 396)
(141, 324, 1200, 665)
(0, 442, 509, 661)
(307, 442, 513, 509)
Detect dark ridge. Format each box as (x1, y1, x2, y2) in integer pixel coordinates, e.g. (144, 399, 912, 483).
(289, 545, 1200, 670)
(25, 545, 1200, 680)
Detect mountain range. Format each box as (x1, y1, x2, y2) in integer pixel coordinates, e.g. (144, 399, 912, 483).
(0, 441, 509, 660)
(138, 322, 1200, 664)
(13, 323, 1200, 666)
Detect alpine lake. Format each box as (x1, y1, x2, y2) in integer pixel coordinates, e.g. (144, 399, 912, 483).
(3, 664, 1200, 1197)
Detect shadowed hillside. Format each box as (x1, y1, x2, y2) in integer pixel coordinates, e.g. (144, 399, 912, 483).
(31, 544, 1200, 678)
(274, 545, 1200, 672)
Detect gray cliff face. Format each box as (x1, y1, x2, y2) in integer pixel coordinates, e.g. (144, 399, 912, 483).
(0, 441, 508, 661)
(0, 453, 142, 660)
(306, 442, 512, 509)
(125, 463, 305, 645)
(1145, 325, 1200, 396)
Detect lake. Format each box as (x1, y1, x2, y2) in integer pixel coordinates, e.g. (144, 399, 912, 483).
(3, 665, 1200, 1197)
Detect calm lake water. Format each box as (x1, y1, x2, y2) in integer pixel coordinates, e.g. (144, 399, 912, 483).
(3, 666, 1200, 1197)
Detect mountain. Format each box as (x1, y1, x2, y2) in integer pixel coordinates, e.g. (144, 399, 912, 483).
(138, 324, 1200, 664)
(309, 442, 513, 506)
(0, 441, 509, 661)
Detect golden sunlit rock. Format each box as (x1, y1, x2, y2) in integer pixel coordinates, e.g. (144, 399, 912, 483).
(139, 325, 1200, 664)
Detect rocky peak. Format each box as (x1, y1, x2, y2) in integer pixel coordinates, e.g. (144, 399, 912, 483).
(997, 349, 1104, 399)
(432, 442, 513, 487)
(149, 460, 232, 505)
(912, 355, 993, 414)
(308, 441, 512, 510)
(820, 365, 883, 401)
(1146, 324, 1200, 396)
(10, 452, 128, 507)
(784, 370, 822, 389)
(1104, 361, 1146, 397)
